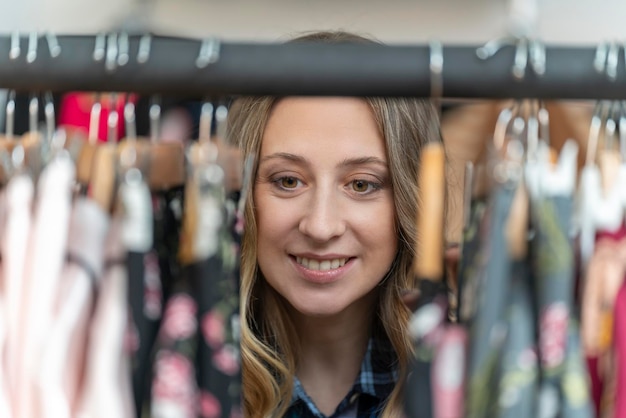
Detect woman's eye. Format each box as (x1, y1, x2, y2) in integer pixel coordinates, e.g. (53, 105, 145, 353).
(278, 176, 300, 189)
(351, 179, 379, 193)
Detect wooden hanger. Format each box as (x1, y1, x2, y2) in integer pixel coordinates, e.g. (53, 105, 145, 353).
(89, 95, 122, 213)
(77, 94, 186, 196)
(415, 141, 446, 281)
(178, 141, 200, 265)
(180, 101, 215, 264)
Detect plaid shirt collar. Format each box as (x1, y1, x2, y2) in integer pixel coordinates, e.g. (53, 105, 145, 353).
(287, 336, 398, 418)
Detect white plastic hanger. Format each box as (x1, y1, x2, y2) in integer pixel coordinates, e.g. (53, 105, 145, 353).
(578, 101, 624, 270)
(524, 100, 578, 200)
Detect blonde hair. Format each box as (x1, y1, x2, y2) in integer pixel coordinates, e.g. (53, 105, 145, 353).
(228, 32, 441, 418)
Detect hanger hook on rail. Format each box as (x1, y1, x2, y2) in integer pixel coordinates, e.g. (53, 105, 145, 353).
(429, 39, 443, 121)
(476, 35, 545, 81)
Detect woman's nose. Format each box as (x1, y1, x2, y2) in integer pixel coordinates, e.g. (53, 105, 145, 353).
(298, 188, 346, 242)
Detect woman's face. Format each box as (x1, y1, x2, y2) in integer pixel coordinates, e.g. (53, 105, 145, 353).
(254, 97, 398, 318)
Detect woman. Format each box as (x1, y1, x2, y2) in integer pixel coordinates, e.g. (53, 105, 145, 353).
(229, 32, 441, 418)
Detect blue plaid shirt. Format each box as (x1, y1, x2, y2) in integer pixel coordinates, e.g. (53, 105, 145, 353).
(284, 337, 398, 418)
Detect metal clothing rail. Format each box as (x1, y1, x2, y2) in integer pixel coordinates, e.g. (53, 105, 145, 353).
(0, 34, 624, 99)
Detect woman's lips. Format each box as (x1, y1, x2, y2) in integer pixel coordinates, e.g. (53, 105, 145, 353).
(290, 255, 355, 284)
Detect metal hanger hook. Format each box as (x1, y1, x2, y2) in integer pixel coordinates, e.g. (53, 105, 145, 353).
(196, 37, 221, 68)
(26, 31, 38, 64)
(88, 93, 102, 145)
(28, 93, 39, 135)
(137, 33, 152, 64)
(105, 32, 119, 72)
(107, 93, 120, 144)
(429, 40, 444, 112)
(117, 32, 129, 66)
(149, 95, 161, 143)
(199, 100, 214, 142)
(586, 101, 609, 166)
(493, 101, 521, 151)
(45, 32, 61, 58)
(10, 31, 20, 60)
(477, 35, 546, 81)
(594, 40, 622, 81)
(93, 32, 106, 62)
(44, 91, 55, 144)
(124, 96, 137, 141)
(215, 103, 229, 142)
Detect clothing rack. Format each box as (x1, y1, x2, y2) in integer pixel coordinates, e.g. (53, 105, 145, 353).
(0, 34, 624, 99)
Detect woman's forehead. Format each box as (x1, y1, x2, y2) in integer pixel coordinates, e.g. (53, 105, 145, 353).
(260, 97, 385, 158)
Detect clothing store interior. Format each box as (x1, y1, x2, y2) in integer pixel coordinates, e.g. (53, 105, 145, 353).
(0, 0, 625, 417)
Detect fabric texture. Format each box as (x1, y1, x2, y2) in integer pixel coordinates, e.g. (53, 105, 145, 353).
(285, 337, 398, 418)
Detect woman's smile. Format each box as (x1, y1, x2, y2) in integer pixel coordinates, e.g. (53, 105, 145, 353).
(289, 254, 357, 284)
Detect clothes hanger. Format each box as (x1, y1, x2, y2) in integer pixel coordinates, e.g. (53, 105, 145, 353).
(89, 92, 119, 213)
(70, 92, 102, 186)
(114, 94, 186, 191)
(405, 41, 448, 418)
(179, 100, 226, 265)
(80, 33, 185, 194)
(498, 99, 529, 261)
(616, 101, 626, 209)
(116, 96, 154, 253)
(578, 101, 624, 271)
(525, 100, 579, 201)
(598, 101, 622, 195)
(0, 91, 18, 184)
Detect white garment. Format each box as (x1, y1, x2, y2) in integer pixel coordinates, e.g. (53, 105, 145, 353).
(2, 174, 34, 397)
(0, 189, 12, 417)
(76, 219, 134, 418)
(38, 198, 109, 418)
(15, 155, 75, 418)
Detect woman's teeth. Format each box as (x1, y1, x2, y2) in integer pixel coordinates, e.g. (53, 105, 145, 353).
(296, 257, 348, 271)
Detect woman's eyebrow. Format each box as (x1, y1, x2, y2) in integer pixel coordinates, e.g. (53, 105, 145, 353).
(260, 152, 308, 165)
(339, 156, 388, 169)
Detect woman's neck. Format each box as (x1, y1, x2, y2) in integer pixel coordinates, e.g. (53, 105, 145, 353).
(290, 291, 377, 415)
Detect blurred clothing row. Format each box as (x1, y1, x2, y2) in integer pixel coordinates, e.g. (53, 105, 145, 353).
(0, 123, 242, 418)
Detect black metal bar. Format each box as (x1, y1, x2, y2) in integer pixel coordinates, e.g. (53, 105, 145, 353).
(0, 34, 622, 99)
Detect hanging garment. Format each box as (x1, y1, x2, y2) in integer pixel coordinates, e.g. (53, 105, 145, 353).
(613, 281, 626, 418)
(494, 260, 537, 418)
(581, 226, 626, 415)
(150, 195, 242, 418)
(146, 188, 196, 418)
(76, 219, 134, 418)
(116, 165, 159, 418)
(559, 321, 594, 418)
(131, 188, 185, 414)
(458, 196, 488, 324)
(15, 154, 75, 418)
(405, 294, 447, 418)
(465, 183, 517, 418)
(128, 249, 163, 417)
(192, 247, 242, 418)
(2, 173, 33, 396)
(0, 190, 12, 418)
(431, 325, 467, 418)
(532, 197, 579, 417)
(521, 139, 592, 417)
(150, 288, 200, 418)
(37, 198, 109, 418)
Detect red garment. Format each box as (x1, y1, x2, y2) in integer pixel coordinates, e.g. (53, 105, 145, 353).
(614, 282, 626, 418)
(586, 356, 603, 417)
(58, 93, 134, 142)
(583, 224, 626, 416)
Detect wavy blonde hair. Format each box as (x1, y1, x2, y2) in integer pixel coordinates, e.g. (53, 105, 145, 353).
(228, 31, 441, 418)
